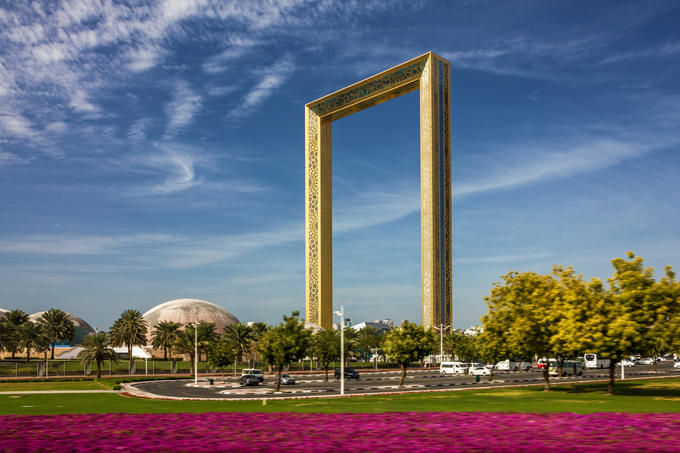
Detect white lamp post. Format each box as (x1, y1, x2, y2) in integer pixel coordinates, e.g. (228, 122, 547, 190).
(433, 324, 450, 365)
(334, 306, 344, 396)
(193, 309, 199, 386)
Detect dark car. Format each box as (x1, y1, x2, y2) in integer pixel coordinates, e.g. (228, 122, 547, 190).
(239, 374, 261, 386)
(334, 367, 360, 380)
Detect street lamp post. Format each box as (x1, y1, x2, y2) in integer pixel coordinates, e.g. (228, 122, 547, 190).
(433, 324, 450, 365)
(193, 309, 199, 386)
(334, 306, 345, 396)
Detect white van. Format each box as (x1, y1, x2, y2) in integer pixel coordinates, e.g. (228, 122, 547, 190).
(440, 361, 468, 375)
(495, 360, 532, 371)
(241, 368, 264, 383)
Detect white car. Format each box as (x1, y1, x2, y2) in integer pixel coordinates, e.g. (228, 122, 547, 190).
(469, 366, 490, 376)
(617, 359, 635, 367)
(637, 358, 654, 365)
(674, 361, 680, 369)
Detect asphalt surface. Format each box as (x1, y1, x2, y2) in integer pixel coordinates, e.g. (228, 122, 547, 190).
(129, 362, 680, 400)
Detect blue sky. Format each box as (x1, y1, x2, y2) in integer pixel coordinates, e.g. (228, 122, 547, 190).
(1, 0, 679, 330)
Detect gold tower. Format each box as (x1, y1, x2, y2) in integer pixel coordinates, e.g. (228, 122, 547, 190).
(305, 52, 451, 331)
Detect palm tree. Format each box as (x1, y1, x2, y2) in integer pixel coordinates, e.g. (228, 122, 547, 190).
(197, 322, 218, 362)
(19, 322, 46, 362)
(356, 326, 380, 361)
(151, 321, 181, 360)
(109, 309, 148, 374)
(4, 309, 29, 359)
(78, 332, 117, 379)
(174, 326, 197, 375)
(224, 323, 255, 363)
(37, 309, 75, 359)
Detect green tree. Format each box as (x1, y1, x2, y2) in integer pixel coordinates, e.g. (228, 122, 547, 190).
(224, 323, 255, 363)
(19, 322, 47, 362)
(174, 327, 198, 375)
(445, 331, 478, 362)
(151, 321, 181, 360)
(382, 320, 435, 387)
(4, 309, 29, 359)
(643, 266, 679, 372)
(584, 253, 659, 393)
(483, 271, 558, 390)
(257, 311, 312, 392)
(109, 309, 148, 374)
(476, 329, 513, 382)
(207, 335, 236, 380)
(197, 321, 218, 362)
(37, 309, 75, 360)
(78, 332, 117, 379)
(355, 326, 380, 361)
(311, 328, 339, 381)
(340, 327, 359, 365)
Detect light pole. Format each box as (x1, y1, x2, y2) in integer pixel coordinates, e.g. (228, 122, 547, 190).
(193, 309, 199, 386)
(334, 306, 344, 396)
(433, 324, 450, 365)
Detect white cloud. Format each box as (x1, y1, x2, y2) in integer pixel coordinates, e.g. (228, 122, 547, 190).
(454, 138, 651, 199)
(230, 56, 295, 119)
(601, 41, 680, 64)
(164, 80, 202, 137)
(69, 90, 100, 115)
(0, 151, 31, 166)
(0, 233, 177, 255)
(127, 146, 202, 196)
(0, 113, 35, 138)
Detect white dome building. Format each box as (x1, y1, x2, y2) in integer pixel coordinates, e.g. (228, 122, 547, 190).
(0, 308, 7, 318)
(28, 311, 96, 345)
(142, 299, 240, 342)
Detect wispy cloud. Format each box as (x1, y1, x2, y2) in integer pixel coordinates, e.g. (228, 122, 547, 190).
(164, 80, 202, 138)
(126, 144, 203, 196)
(0, 233, 177, 255)
(601, 41, 680, 64)
(0, 112, 35, 139)
(454, 138, 650, 199)
(230, 56, 295, 119)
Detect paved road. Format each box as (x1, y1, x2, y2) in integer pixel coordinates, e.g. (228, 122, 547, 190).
(129, 363, 680, 400)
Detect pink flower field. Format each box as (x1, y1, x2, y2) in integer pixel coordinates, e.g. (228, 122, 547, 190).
(1, 412, 679, 452)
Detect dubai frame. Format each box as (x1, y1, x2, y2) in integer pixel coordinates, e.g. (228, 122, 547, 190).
(305, 52, 451, 331)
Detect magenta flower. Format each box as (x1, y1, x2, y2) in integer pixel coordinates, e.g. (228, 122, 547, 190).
(1, 412, 679, 452)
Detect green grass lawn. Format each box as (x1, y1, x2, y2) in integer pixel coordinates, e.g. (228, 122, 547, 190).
(1, 378, 679, 416)
(0, 381, 109, 391)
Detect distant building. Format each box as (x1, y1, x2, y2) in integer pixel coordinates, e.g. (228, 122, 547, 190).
(464, 325, 483, 336)
(350, 319, 393, 334)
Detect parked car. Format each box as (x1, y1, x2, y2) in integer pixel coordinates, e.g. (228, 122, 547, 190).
(674, 361, 680, 369)
(440, 361, 468, 375)
(334, 367, 360, 380)
(277, 374, 296, 385)
(241, 368, 264, 383)
(469, 366, 490, 376)
(617, 359, 635, 367)
(637, 358, 654, 365)
(239, 374, 261, 386)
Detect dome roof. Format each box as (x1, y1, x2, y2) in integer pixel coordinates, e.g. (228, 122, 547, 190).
(143, 299, 240, 334)
(28, 311, 96, 333)
(0, 308, 7, 318)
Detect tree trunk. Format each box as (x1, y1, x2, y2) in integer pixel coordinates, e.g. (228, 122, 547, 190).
(11, 349, 16, 359)
(96, 359, 102, 379)
(163, 347, 168, 361)
(557, 357, 564, 377)
(399, 364, 407, 387)
(26, 347, 31, 362)
(128, 345, 134, 374)
(324, 365, 329, 382)
(608, 361, 616, 394)
(542, 366, 551, 391)
(51, 344, 55, 360)
(488, 365, 495, 383)
(653, 360, 657, 372)
(275, 368, 282, 392)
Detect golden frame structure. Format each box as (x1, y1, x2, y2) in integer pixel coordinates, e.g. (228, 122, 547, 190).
(305, 52, 451, 331)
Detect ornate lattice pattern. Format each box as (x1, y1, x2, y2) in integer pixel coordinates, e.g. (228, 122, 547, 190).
(309, 61, 426, 117)
(306, 109, 320, 322)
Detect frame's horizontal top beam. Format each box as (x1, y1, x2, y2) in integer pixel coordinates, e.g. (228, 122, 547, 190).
(306, 51, 441, 121)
